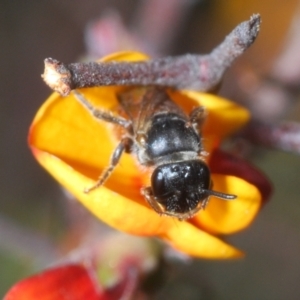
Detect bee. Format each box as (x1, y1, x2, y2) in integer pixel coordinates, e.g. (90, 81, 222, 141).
(73, 87, 236, 220)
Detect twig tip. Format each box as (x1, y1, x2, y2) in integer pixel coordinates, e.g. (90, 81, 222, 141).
(249, 13, 261, 33)
(42, 58, 72, 96)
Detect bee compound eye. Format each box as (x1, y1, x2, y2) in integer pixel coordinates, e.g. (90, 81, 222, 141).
(151, 168, 165, 196)
(151, 163, 183, 201)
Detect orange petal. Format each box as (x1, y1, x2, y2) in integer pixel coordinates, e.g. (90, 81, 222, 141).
(32, 149, 242, 259)
(29, 83, 152, 202)
(102, 51, 149, 62)
(181, 90, 250, 139)
(162, 220, 243, 259)
(193, 175, 262, 235)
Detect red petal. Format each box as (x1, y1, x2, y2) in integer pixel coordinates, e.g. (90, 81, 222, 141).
(210, 149, 272, 204)
(4, 264, 105, 300)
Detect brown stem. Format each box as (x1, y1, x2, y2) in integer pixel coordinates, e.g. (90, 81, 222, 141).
(243, 120, 300, 154)
(42, 14, 261, 96)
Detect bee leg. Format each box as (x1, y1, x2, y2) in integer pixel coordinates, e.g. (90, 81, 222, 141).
(84, 137, 132, 193)
(188, 106, 208, 156)
(73, 90, 131, 129)
(188, 106, 207, 130)
(141, 187, 166, 216)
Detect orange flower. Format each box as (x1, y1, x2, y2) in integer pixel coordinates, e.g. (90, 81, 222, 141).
(29, 52, 264, 259)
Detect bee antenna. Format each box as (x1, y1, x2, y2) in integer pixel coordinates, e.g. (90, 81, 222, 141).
(205, 190, 237, 201)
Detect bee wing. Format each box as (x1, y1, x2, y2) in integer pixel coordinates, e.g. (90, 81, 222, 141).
(117, 87, 185, 134)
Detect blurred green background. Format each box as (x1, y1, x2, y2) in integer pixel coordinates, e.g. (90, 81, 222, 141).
(1, 1, 300, 299)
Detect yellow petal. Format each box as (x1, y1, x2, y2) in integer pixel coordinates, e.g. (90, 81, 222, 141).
(32, 149, 242, 259)
(193, 175, 262, 234)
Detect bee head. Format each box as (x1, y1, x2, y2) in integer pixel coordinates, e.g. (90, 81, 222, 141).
(150, 160, 236, 215)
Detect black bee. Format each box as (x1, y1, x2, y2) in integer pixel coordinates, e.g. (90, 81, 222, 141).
(73, 87, 236, 220)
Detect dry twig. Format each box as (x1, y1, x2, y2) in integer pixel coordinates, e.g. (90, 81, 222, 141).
(42, 14, 261, 96)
